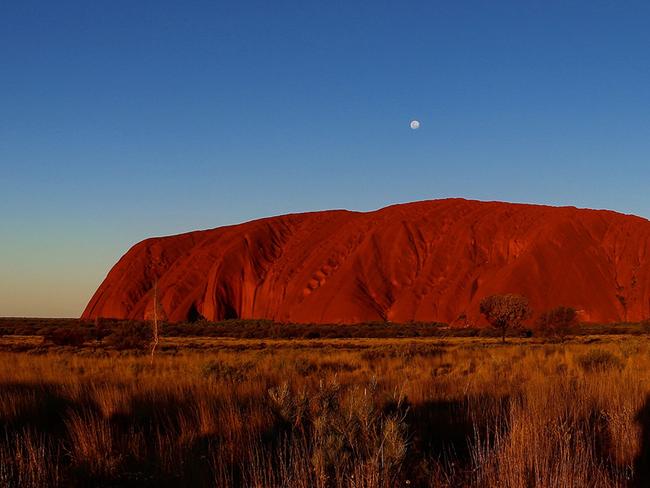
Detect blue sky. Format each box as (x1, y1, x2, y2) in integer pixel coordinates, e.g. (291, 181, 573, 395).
(2, 1, 650, 316)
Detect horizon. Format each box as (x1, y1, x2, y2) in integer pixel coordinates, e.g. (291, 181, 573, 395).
(3, 1, 650, 317)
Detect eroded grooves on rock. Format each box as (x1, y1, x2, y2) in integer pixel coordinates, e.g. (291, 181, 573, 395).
(83, 199, 650, 324)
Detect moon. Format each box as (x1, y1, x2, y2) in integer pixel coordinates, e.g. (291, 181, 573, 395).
(410, 120, 420, 130)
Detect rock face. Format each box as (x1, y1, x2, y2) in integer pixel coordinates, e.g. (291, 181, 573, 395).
(83, 199, 650, 324)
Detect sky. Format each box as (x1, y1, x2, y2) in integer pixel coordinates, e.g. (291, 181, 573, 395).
(1, 1, 650, 317)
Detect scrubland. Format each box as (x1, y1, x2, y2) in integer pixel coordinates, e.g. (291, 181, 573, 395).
(1, 333, 650, 487)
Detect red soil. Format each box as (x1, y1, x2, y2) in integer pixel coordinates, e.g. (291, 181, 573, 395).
(82, 199, 650, 325)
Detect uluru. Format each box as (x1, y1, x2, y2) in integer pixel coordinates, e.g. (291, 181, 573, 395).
(82, 199, 650, 325)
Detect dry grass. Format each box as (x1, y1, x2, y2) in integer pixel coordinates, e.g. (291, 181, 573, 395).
(1, 335, 650, 486)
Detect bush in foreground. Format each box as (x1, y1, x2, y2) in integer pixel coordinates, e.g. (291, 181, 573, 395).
(577, 349, 623, 372)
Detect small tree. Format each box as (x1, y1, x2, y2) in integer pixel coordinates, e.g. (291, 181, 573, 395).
(146, 281, 166, 363)
(479, 294, 532, 343)
(537, 306, 578, 341)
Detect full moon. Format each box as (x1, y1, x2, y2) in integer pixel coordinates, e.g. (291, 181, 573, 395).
(410, 120, 420, 129)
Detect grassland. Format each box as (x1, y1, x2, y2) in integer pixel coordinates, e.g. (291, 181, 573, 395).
(2, 324, 650, 487)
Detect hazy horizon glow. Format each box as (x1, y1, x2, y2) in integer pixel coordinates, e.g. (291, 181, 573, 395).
(2, 1, 650, 317)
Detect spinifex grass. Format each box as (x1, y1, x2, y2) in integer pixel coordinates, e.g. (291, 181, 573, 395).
(1, 336, 649, 487)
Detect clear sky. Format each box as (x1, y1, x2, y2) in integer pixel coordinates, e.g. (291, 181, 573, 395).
(2, 1, 650, 317)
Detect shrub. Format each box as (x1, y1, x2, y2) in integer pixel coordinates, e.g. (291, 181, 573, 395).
(577, 349, 623, 372)
(267, 379, 408, 481)
(537, 306, 579, 340)
(293, 358, 318, 375)
(432, 363, 453, 376)
(41, 327, 87, 347)
(104, 323, 152, 351)
(641, 318, 650, 333)
(555, 363, 568, 375)
(88, 321, 113, 341)
(201, 360, 254, 383)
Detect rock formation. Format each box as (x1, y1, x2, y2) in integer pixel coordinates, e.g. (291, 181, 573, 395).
(83, 199, 650, 324)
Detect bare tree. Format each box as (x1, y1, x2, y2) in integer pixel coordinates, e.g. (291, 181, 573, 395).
(150, 281, 163, 363)
(537, 306, 578, 341)
(479, 294, 532, 343)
